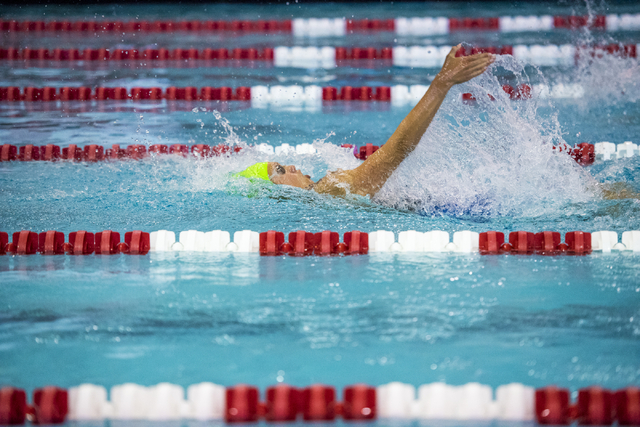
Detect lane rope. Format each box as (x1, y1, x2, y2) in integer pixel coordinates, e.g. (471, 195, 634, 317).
(1, 43, 637, 69)
(0, 83, 594, 108)
(1, 13, 639, 36)
(0, 139, 603, 166)
(1, 229, 638, 256)
(0, 383, 637, 424)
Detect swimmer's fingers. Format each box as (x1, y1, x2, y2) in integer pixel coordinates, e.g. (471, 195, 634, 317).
(457, 63, 491, 82)
(439, 49, 494, 86)
(467, 63, 492, 79)
(464, 55, 494, 74)
(467, 59, 492, 73)
(447, 44, 464, 59)
(465, 53, 495, 66)
(467, 52, 493, 61)
(446, 47, 493, 64)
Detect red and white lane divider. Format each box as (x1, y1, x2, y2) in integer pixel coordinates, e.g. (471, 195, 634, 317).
(2, 43, 637, 69)
(0, 47, 275, 62)
(1, 383, 638, 424)
(309, 14, 640, 35)
(276, 44, 637, 68)
(0, 86, 252, 102)
(594, 141, 639, 161)
(0, 140, 611, 167)
(0, 19, 293, 33)
(2, 229, 640, 256)
(551, 141, 640, 164)
(0, 84, 402, 106)
(0, 83, 589, 109)
(0, 143, 243, 162)
(2, 13, 640, 36)
(0, 139, 599, 170)
(0, 230, 151, 255)
(0, 142, 374, 163)
(252, 229, 640, 255)
(0, 142, 368, 163)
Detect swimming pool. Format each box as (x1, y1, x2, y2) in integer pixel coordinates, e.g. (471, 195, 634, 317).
(0, 1, 639, 425)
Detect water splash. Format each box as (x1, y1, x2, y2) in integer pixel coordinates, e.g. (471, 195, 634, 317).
(570, 48, 640, 106)
(374, 55, 595, 217)
(211, 110, 245, 148)
(136, 130, 361, 199)
(559, 0, 640, 105)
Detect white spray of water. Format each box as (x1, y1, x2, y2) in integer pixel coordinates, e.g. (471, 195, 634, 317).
(559, 0, 640, 105)
(374, 55, 595, 217)
(555, 29, 640, 106)
(211, 110, 246, 148)
(146, 114, 361, 197)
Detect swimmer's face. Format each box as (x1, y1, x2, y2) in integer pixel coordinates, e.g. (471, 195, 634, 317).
(268, 162, 314, 189)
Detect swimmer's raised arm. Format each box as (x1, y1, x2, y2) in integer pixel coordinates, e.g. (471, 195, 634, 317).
(315, 45, 494, 197)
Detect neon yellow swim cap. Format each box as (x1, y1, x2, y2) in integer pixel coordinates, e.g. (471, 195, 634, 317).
(233, 162, 271, 182)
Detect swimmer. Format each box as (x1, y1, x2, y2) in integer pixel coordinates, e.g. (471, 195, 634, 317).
(235, 45, 494, 197)
(235, 45, 636, 201)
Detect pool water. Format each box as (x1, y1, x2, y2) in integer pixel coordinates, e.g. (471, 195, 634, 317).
(0, 0, 639, 419)
(1, 250, 640, 392)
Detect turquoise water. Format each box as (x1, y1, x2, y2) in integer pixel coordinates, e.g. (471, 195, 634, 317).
(0, 1, 639, 415)
(1, 252, 639, 393)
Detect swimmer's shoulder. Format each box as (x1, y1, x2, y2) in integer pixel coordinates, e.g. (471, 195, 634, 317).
(315, 168, 387, 198)
(313, 169, 355, 196)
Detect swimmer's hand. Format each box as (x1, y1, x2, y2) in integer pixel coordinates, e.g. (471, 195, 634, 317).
(434, 45, 495, 89)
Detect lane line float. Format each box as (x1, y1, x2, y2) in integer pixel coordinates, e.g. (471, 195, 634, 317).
(0, 138, 601, 166)
(0, 383, 638, 424)
(1, 43, 636, 69)
(2, 229, 639, 256)
(0, 83, 588, 109)
(1, 13, 639, 36)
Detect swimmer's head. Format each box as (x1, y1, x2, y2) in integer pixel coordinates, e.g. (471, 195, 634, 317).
(234, 162, 314, 189)
(234, 162, 270, 181)
(268, 162, 314, 189)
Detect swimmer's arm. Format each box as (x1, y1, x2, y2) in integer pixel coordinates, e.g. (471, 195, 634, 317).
(345, 45, 494, 197)
(599, 182, 640, 200)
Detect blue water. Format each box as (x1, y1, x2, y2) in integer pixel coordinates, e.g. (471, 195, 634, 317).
(0, 2, 639, 419)
(1, 252, 639, 393)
